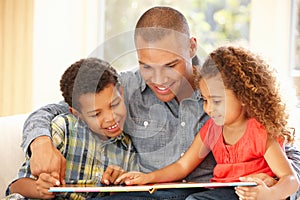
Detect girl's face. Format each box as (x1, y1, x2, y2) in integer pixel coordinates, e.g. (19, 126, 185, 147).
(199, 74, 246, 127)
(73, 83, 127, 139)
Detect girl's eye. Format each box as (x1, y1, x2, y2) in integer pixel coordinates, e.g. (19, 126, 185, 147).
(111, 100, 121, 108)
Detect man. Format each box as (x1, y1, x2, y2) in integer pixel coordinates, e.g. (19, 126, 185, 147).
(22, 6, 300, 199)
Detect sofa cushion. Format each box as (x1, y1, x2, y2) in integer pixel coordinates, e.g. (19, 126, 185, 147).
(0, 114, 28, 198)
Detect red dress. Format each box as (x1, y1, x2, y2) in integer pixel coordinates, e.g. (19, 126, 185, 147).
(200, 118, 279, 182)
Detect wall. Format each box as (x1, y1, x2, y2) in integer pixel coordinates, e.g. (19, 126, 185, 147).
(32, 0, 104, 109)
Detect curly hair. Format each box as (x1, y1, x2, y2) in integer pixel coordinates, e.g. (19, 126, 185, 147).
(197, 46, 294, 143)
(60, 57, 119, 112)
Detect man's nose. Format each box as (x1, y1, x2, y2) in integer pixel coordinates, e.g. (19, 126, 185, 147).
(151, 70, 167, 85)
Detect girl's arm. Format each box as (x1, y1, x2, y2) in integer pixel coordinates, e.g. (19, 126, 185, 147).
(236, 137, 299, 199)
(117, 134, 210, 185)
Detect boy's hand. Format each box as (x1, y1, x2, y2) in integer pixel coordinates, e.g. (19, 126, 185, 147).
(235, 177, 272, 200)
(101, 165, 125, 185)
(30, 136, 66, 185)
(115, 172, 149, 185)
(36, 172, 59, 199)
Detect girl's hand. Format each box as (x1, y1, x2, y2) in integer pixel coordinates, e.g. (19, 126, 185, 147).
(241, 173, 277, 187)
(115, 171, 150, 185)
(235, 177, 272, 200)
(36, 172, 58, 199)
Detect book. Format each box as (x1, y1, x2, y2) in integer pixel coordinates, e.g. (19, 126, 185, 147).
(49, 181, 257, 194)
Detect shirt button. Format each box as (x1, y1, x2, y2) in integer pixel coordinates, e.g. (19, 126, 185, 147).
(181, 122, 185, 127)
(143, 121, 149, 127)
(181, 152, 185, 157)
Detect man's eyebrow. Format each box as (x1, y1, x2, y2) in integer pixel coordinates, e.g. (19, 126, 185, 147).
(138, 59, 179, 66)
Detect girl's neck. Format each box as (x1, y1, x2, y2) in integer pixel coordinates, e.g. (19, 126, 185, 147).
(222, 118, 248, 146)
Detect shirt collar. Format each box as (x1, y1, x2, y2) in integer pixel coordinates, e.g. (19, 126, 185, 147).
(78, 118, 129, 150)
(138, 70, 201, 101)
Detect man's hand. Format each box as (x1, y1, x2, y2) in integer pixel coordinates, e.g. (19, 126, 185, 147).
(101, 165, 125, 185)
(30, 136, 66, 184)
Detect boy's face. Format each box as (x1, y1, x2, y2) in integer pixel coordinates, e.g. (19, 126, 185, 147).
(199, 75, 246, 126)
(135, 32, 196, 102)
(75, 83, 127, 138)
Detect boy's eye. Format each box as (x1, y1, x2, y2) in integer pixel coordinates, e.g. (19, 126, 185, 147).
(90, 112, 101, 118)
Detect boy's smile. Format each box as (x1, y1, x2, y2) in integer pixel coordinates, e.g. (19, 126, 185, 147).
(75, 84, 127, 139)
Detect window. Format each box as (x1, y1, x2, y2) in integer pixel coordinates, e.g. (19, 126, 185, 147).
(101, 0, 251, 71)
(291, 0, 300, 73)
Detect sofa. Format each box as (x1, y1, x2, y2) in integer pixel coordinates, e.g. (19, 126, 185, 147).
(0, 114, 28, 198)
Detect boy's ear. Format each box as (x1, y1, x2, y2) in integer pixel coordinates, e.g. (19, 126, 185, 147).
(69, 107, 81, 118)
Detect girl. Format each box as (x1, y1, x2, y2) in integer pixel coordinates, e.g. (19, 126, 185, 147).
(117, 46, 299, 200)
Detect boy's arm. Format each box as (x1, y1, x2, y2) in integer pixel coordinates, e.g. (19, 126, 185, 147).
(22, 101, 69, 182)
(9, 176, 56, 199)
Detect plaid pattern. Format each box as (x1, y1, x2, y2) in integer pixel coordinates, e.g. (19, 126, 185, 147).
(6, 114, 137, 199)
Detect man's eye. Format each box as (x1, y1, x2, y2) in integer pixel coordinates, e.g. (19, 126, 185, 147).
(213, 100, 221, 104)
(142, 64, 151, 69)
(167, 64, 176, 68)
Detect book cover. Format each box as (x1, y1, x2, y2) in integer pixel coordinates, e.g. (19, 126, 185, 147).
(49, 181, 257, 194)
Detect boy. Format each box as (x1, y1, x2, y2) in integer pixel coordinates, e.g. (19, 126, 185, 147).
(6, 58, 137, 199)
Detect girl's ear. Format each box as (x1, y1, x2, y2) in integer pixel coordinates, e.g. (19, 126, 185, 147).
(119, 86, 124, 98)
(189, 37, 197, 58)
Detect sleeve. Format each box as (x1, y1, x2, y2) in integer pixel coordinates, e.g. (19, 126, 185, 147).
(285, 144, 300, 180)
(199, 119, 222, 149)
(127, 144, 138, 171)
(51, 115, 67, 154)
(21, 101, 69, 155)
(285, 145, 300, 200)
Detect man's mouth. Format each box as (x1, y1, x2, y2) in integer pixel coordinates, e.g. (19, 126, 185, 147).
(154, 82, 175, 94)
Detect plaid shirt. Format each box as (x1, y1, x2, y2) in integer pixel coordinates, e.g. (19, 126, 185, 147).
(7, 113, 137, 199)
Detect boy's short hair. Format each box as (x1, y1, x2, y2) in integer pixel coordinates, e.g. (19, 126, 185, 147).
(60, 57, 119, 111)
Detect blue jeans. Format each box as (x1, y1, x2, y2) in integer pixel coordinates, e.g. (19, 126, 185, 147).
(186, 187, 238, 200)
(90, 188, 207, 200)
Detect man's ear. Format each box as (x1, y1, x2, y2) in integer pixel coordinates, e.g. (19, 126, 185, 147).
(189, 37, 197, 58)
(69, 107, 81, 118)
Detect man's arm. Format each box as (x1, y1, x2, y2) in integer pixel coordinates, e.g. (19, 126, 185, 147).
(22, 101, 69, 153)
(21, 101, 69, 184)
(285, 145, 300, 179)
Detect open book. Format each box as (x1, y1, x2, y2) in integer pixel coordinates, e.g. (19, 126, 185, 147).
(49, 181, 257, 194)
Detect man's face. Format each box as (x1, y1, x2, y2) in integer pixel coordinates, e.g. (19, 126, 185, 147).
(135, 33, 195, 102)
